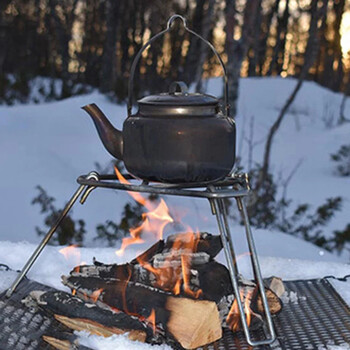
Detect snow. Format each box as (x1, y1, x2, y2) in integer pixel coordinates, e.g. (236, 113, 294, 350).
(1, 76, 350, 349)
(317, 342, 350, 350)
(329, 278, 350, 306)
(0, 77, 349, 259)
(77, 331, 172, 350)
(0, 240, 349, 349)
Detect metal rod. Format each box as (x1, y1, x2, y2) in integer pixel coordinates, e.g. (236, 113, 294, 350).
(218, 198, 239, 273)
(5, 184, 86, 298)
(6, 172, 100, 298)
(236, 196, 276, 345)
(210, 198, 254, 342)
(77, 176, 248, 199)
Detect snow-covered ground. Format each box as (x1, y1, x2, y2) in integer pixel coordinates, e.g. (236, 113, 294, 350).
(0, 239, 349, 350)
(0, 77, 349, 349)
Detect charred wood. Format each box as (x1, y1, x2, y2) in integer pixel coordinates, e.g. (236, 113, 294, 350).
(62, 276, 222, 349)
(28, 290, 151, 342)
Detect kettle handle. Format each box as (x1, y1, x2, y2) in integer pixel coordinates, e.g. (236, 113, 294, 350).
(127, 14, 230, 118)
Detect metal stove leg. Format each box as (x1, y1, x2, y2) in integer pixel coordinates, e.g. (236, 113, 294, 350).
(236, 197, 276, 345)
(210, 196, 276, 346)
(6, 172, 99, 298)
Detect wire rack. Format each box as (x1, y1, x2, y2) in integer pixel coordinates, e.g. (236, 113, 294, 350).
(1, 275, 349, 350)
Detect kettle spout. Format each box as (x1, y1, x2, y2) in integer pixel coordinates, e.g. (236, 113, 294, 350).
(82, 103, 123, 160)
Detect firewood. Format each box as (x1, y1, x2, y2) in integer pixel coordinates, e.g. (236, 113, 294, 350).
(29, 290, 151, 342)
(253, 287, 282, 315)
(42, 333, 92, 350)
(70, 248, 231, 302)
(165, 297, 222, 349)
(164, 232, 222, 258)
(42, 335, 72, 350)
(264, 276, 285, 297)
(131, 240, 165, 264)
(62, 276, 222, 349)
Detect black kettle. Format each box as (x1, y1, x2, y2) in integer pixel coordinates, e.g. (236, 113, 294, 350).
(82, 15, 236, 184)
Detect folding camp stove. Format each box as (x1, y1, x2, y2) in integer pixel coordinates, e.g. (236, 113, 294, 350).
(6, 171, 276, 347)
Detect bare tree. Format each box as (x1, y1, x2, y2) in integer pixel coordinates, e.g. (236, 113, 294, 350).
(194, 0, 216, 92)
(100, 0, 120, 93)
(0, 0, 11, 75)
(48, 0, 79, 97)
(267, 0, 290, 75)
(251, 0, 328, 212)
(339, 71, 350, 124)
(225, 0, 262, 117)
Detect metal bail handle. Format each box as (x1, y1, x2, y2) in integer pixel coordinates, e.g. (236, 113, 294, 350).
(127, 14, 230, 118)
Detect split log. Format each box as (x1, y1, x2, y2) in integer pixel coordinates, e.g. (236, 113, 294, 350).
(42, 333, 92, 350)
(217, 277, 282, 331)
(29, 290, 152, 342)
(62, 276, 222, 349)
(42, 336, 73, 350)
(264, 276, 285, 297)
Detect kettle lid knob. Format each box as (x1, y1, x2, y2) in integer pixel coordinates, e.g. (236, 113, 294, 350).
(169, 81, 189, 95)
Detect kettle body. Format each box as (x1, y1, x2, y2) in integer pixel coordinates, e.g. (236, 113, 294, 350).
(123, 106, 236, 183)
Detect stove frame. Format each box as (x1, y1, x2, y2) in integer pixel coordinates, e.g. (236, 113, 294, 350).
(6, 171, 276, 346)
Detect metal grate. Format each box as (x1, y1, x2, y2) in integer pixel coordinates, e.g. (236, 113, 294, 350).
(1, 276, 349, 349)
(200, 278, 350, 350)
(273, 278, 350, 350)
(0, 277, 92, 350)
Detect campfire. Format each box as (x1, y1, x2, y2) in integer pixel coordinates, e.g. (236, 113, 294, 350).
(25, 233, 282, 349)
(22, 168, 282, 350)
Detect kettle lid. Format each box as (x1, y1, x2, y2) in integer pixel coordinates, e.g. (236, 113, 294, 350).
(137, 81, 219, 116)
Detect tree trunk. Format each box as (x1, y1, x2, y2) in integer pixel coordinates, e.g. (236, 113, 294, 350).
(225, 0, 262, 117)
(247, 1, 263, 77)
(331, 0, 345, 91)
(257, 0, 281, 75)
(100, 0, 119, 93)
(267, 0, 290, 75)
(194, 0, 216, 92)
(183, 0, 206, 85)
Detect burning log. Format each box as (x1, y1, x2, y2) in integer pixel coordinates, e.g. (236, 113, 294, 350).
(72, 233, 230, 302)
(217, 276, 282, 332)
(71, 259, 232, 302)
(28, 290, 152, 343)
(62, 276, 222, 349)
(163, 232, 223, 258)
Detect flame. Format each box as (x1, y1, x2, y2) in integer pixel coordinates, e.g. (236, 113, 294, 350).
(226, 289, 253, 331)
(59, 245, 81, 265)
(115, 168, 203, 299)
(137, 231, 203, 298)
(91, 288, 104, 303)
(115, 167, 173, 255)
(121, 267, 132, 314)
(72, 289, 76, 296)
(146, 309, 157, 334)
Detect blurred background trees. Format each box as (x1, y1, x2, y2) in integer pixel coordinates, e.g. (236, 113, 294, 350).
(1, 0, 349, 108)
